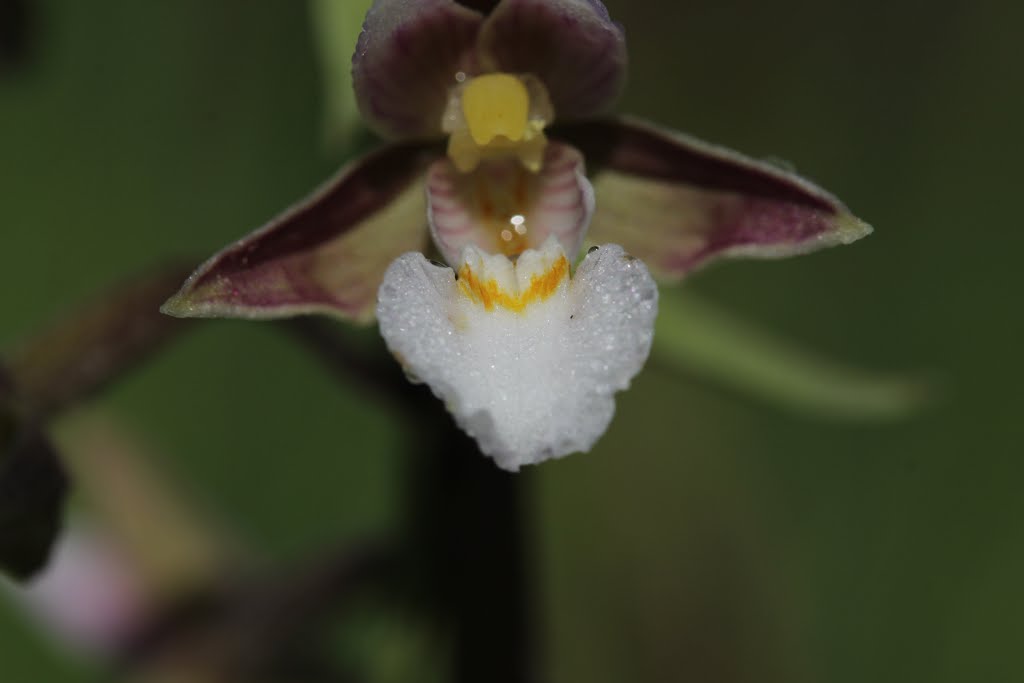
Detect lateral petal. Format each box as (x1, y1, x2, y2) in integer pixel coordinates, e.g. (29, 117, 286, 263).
(478, 0, 627, 120)
(353, 0, 485, 139)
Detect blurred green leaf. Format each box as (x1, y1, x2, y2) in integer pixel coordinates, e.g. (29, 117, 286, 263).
(333, 600, 450, 683)
(653, 288, 930, 421)
(310, 0, 374, 151)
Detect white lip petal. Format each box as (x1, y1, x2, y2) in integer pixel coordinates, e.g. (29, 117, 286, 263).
(376, 238, 657, 471)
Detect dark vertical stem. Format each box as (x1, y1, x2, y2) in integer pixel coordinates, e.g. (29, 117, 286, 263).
(408, 411, 538, 683)
(0, 0, 33, 72)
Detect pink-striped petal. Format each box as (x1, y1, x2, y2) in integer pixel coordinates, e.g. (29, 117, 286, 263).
(478, 0, 627, 120)
(555, 117, 872, 280)
(353, 0, 485, 140)
(426, 141, 594, 264)
(162, 144, 438, 323)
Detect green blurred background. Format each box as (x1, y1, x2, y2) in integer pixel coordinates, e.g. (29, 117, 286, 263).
(1, 0, 1022, 681)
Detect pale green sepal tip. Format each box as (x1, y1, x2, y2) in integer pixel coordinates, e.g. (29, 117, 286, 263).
(158, 293, 195, 319)
(833, 212, 874, 246)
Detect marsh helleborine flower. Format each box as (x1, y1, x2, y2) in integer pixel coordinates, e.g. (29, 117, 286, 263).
(163, 0, 871, 470)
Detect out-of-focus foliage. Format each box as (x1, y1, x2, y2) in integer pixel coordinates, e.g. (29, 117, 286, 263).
(653, 289, 928, 421)
(0, 1, 1022, 682)
(310, 0, 373, 150)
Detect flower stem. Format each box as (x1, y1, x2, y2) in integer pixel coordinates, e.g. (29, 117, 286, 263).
(407, 414, 539, 683)
(5, 263, 195, 420)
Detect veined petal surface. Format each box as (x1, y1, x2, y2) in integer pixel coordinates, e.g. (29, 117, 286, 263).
(479, 0, 627, 120)
(555, 117, 872, 280)
(163, 143, 437, 323)
(426, 141, 594, 265)
(353, 0, 485, 139)
(376, 238, 657, 470)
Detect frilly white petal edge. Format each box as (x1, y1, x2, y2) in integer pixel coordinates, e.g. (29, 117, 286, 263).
(376, 237, 658, 471)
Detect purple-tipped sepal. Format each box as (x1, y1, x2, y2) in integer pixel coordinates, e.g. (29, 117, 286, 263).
(162, 143, 438, 323)
(555, 117, 871, 279)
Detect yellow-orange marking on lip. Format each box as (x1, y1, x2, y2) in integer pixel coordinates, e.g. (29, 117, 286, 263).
(457, 256, 569, 313)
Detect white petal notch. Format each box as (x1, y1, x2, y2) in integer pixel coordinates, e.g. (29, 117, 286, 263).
(377, 237, 658, 471)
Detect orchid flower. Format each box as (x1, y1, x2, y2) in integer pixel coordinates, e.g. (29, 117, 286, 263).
(163, 0, 871, 470)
